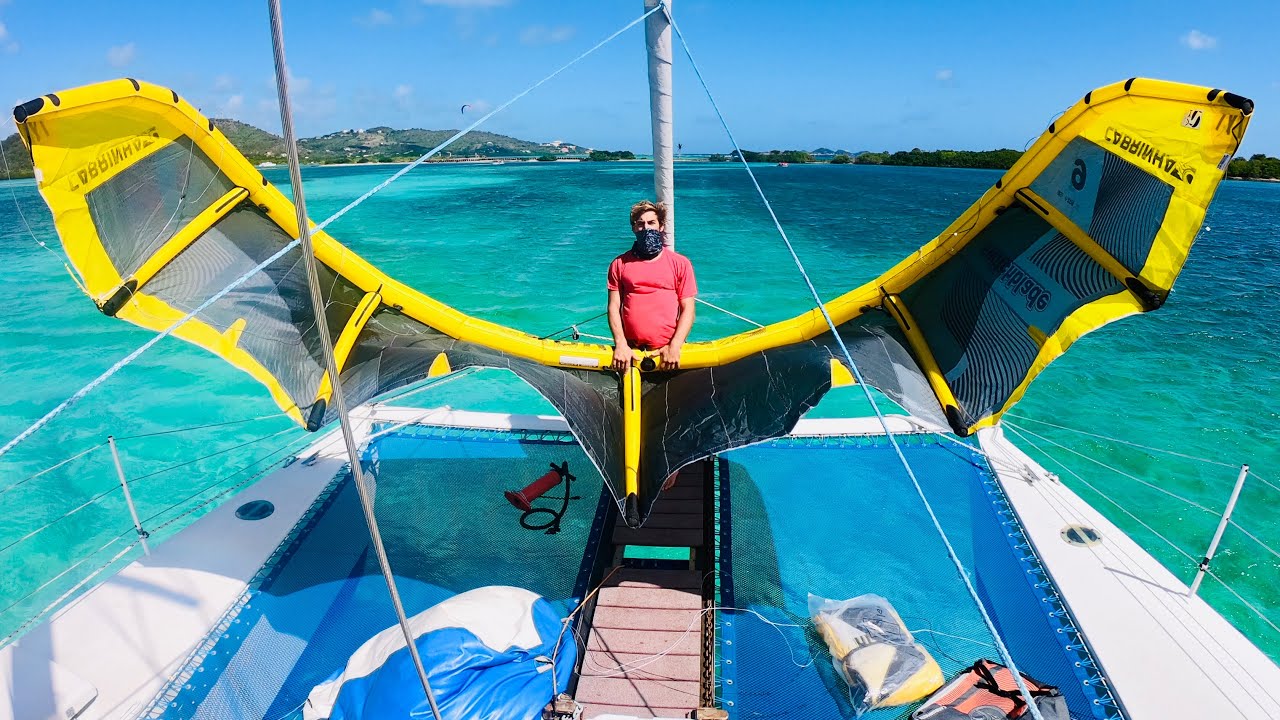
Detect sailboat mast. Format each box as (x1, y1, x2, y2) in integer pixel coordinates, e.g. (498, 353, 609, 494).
(265, 2, 443, 718)
(644, 0, 675, 248)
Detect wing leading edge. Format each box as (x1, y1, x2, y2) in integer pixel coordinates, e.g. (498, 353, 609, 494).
(15, 78, 1250, 526)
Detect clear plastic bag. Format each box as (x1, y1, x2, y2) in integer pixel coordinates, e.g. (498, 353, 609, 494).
(809, 593, 944, 716)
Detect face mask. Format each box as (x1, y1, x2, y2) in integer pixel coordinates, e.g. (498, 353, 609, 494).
(632, 228, 664, 259)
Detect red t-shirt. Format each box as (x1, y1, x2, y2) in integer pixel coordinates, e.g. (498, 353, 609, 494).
(607, 249, 698, 348)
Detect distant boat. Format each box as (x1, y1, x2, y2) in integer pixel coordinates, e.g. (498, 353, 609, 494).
(491, 160, 505, 165)
(777, 161, 788, 167)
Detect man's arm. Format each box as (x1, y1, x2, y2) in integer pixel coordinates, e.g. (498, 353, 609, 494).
(658, 296, 696, 369)
(607, 289, 632, 372)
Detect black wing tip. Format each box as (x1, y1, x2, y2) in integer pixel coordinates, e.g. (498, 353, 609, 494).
(1222, 92, 1254, 115)
(13, 96, 46, 123)
(944, 405, 970, 437)
(306, 400, 328, 431)
(623, 493, 641, 528)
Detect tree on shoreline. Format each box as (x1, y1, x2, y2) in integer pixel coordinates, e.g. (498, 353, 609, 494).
(1228, 154, 1280, 180)
(586, 150, 636, 161)
(855, 148, 1023, 170)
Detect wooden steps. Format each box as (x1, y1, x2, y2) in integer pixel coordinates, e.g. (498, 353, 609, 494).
(575, 461, 712, 719)
(577, 569, 704, 718)
(610, 466, 705, 549)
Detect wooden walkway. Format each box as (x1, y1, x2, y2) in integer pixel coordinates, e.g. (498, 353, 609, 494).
(575, 463, 711, 719)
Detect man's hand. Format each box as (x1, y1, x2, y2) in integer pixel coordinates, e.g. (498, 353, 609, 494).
(657, 342, 683, 370)
(612, 344, 634, 372)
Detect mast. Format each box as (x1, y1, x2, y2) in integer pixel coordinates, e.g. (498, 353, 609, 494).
(644, 0, 675, 248)
(266, 2, 443, 718)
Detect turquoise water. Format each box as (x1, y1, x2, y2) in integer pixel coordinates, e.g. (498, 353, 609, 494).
(1, 162, 1277, 659)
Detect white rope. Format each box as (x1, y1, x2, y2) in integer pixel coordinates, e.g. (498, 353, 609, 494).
(667, 11, 1046, 718)
(695, 297, 764, 328)
(1003, 413, 1238, 468)
(1005, 421, 1221, 517)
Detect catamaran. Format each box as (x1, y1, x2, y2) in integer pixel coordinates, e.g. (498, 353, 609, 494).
(1, 2, 1277, 719)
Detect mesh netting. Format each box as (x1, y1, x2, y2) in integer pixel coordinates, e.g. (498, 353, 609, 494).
(85, 135, 235, 277)
(150, 426, 604, 719)
(715, 435, 1119, 720)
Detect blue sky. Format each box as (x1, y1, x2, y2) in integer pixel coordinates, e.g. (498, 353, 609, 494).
(1, 1, 1277, 155)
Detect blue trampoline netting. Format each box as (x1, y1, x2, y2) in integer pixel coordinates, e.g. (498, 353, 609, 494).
(714, 434, 1121, 720)
(145, 426, 607, 720)
(142, 426, 1121, 720)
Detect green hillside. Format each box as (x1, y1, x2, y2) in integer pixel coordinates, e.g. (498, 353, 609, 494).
(1, 134, 33, 179)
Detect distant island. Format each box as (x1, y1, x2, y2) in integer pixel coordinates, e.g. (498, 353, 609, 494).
(211, 119, 590, 165)
(712, 148, 1022, 170)
(3, 122, 1278, 180)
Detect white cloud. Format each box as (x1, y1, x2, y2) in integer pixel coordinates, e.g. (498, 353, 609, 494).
(358, 8, 394, 26)
(1181, 29, 1217, 50)
(3, 43, 16, 54)
(520, 24, 575, 45)
(936, 68, 954, 81)
(0, 22, 7, 39)
(422, 0, 509, 6)
(107, 42, 136, 68)
(394, 84, 413, 110)
(213, 74, 236, 93)
(219, 94, 244, 116)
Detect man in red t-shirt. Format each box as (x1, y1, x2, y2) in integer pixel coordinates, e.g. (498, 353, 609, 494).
(607, 200, 698, 373)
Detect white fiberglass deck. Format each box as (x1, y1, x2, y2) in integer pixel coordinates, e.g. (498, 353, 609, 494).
(979, 427, 1280, 719)
(0, 407, 1276, 719)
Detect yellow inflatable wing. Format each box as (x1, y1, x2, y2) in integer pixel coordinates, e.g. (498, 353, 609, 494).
(13, 77, 1250, 525)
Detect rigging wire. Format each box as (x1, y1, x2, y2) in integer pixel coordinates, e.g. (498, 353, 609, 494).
(0, 528, 135, 623)
(0, 441, 107, 500)
(144, 430, 314, 533)
(267, 0, 442, 711)
(1005, 422, 1221, 516)
(1003, 412, 1239, 468)
(1012, 438, 1280, 710)
(0, 426, 298, 556)
(1245, 469, 1280, 496)
(0, 535, 141, 647)
(696, 297, 764, 328)
(124, 425, 299, 484)
(114, 411, 288, 441)
(1003, 424, 1200, 564)
(0, 4, 663, 463)
(665, 9, 1047, 717)
(1006, 423, 1280, 630)
(0, 126, 90, 294)
(997, 414, 1280, 566)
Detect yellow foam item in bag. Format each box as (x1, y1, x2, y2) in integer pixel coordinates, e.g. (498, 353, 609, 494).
(809, 594, 944, 715)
